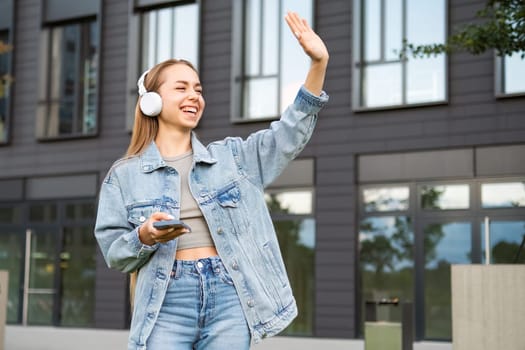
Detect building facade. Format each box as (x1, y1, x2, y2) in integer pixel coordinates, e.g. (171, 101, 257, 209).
(0, 0, 524, 343)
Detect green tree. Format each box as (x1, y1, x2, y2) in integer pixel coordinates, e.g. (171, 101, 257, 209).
(402, 0, 525, 58)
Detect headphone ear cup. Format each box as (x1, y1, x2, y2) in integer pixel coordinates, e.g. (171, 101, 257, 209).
(139, 92, 163, 117)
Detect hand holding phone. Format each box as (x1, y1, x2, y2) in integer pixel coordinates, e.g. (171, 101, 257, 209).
(153, 219, 191, 231)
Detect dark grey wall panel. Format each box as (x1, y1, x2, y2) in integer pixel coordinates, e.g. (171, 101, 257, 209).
(476, 145, 525, 176)
(44, 0, 100, 23)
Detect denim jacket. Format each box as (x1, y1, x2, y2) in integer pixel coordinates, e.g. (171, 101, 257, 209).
(94, 86, 328, 349)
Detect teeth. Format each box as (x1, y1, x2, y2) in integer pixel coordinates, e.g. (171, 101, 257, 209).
(182, 107, 197, 113)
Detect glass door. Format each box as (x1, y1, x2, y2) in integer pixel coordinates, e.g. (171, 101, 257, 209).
(418, 219, 473, 340)
(23, 227, 59, 325)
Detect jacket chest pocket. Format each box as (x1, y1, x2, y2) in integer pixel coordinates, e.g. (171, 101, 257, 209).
(216, 182, 241, 208)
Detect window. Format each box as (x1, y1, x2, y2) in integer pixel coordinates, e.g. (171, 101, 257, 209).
(37, 20, 99, 139)
(232, 0, 313, 121)
(498, 53, 525, 95)
(0, 29, 11, 144)
(359, 185, 414, 336)
(353, 0, 446, 109)
(264, 159, 315, 335)
(266, 188, 315, 336)
(126, 0, 200, 129)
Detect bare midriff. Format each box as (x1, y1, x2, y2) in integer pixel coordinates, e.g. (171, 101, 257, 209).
(175, 246, 219, 260)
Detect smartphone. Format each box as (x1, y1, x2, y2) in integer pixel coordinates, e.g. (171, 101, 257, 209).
(153, 219, 191, 231)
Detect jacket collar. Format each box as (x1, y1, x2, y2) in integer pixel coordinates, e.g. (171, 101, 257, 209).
(139, 132, 217, 173)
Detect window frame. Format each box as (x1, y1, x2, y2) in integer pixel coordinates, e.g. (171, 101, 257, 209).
(0, 0, 14, 146)
(352, 0, 449, 112)
(125, 0, 201, 131)
(36, 10, 102, 141)
(231, 0, 314, 123)
(494, 52, 525, 99)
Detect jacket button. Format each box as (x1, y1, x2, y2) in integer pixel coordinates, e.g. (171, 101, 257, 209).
(232, 262, 239, 270)
(247, 299, 255, 307)
(217, 227, 224, 235)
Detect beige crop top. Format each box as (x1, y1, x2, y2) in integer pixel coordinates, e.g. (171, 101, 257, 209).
(164, 151, 215, 250)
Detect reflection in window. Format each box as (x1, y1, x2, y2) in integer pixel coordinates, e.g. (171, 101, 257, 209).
(0, 30, 11, 143)
(265, 190, 312, 215)
(266, 187, 315, 335)
(0, 231, 23, 323)
(363, 186, 409, 212)
(29, 204, 57, 222)
(502, 52, 525, 94)
(421, 184, 469, 210)
(424, 222, 471, 340)
(481, 220, 525, 264)
(140, 4, 199, 71)
(355, 0, 445, 108)
(240, 0, 312, 119)
(481, 182, 525, 208)
(37, 20, 98, 138)
(359, 216, 413, 334)
(60, 226, 96, 326)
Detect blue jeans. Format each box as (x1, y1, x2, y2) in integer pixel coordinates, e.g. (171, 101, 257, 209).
(146, 257, 251, 349)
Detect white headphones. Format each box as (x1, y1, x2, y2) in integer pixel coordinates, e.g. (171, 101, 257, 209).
(137, 69, 163, 117)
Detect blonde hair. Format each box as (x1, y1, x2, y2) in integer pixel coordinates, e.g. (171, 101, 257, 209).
(128, 58, 198, 309)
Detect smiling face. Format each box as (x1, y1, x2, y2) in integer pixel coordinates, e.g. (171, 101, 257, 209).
(156, 63, 205, 131)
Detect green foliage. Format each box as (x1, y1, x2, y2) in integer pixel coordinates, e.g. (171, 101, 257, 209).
(402, 0, 525, 58)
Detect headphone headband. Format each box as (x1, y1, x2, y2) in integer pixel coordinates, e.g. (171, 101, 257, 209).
(137, 69, 150, 96)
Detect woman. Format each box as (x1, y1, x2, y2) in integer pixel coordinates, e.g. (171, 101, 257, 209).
(95, 11, 329, 350)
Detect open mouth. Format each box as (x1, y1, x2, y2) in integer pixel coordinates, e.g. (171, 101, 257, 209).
(181, 106, 198, 115)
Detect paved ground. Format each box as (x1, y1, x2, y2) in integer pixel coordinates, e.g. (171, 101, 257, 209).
(4, 325, 453, 350)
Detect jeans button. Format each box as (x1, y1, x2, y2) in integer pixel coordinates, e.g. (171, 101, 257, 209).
(197, 261, 204, 269)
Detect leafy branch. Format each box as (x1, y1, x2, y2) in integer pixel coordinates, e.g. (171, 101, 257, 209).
(401, 0, 525, 59)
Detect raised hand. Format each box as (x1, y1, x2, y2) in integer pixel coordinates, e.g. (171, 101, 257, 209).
(285, 11, 329, 64)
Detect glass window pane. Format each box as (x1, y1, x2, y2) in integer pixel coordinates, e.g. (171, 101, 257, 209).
(407, 56, 445, 104)
(265, 190, 313, 215)
(245, 0, 261, 76)
(421, 184, 469, 210)
(0, 30, 11, 143)
(141, 3, 199, 69)
(173, 5, 199, 65)
(60, 226, 96, 326)
(0, 206, 22, 224)
(363, 63, 402, 107)
(41, 20, 98, 138)
(424, 221, 472, 340)
(359, 216, 414, 333)
(65, 202, 95, 220)
(364, 0, 381, 61)
(384, 0, 402, 60)
(262, 0, 278, 75)
(406, 0, 445, 46)
(481, 182, 525, 208)
(481, 220, 525, 264)
(0, 230, 23, 323)
(275, 218, 315, 335)
(280, 0, 312, 113)
(363, 186, 409, 212)
(504, 52, 525, 94)
(243, 77, 278, 118)
(156, 8, 172, 62)
(29, 204, 57, 222)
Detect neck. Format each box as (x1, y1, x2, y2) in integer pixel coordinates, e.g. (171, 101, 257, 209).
(155, 130, 192, 158)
